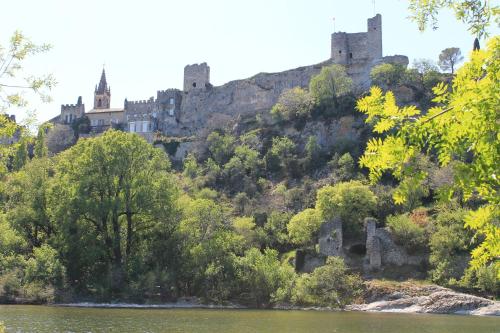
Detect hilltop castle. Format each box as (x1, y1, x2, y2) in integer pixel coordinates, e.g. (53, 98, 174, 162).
(53, 14, 407, 142)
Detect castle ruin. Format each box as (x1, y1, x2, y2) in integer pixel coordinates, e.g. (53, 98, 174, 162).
(52, 14, 408, 143)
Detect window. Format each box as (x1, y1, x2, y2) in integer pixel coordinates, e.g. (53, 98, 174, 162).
(98, 99, 102, 107)
(339, 50, 342, 54)
(142, 121, 149, 133)
(129, 121, 136, 133)
(349, 52, 353, 59)
(65, 115, 69, 123)
(169, 98, 174, 104)
(91, 119, 98, 126)
(169, 108, 174, 116)
(98, 119, 104, 126)
(192, 82, 197, 88)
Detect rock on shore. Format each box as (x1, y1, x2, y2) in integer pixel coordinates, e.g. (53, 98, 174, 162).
(348, 284, 500, 316)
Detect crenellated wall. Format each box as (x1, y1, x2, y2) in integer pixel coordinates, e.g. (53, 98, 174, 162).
(60, 96, 85, 124)
(56, 14, 408, 143)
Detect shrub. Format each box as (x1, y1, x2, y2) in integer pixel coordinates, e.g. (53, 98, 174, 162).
(409, 207, 430, 228)
(291, 257, 363, 308)
(207, 132, 235, 165)
(237, 248, 296, 307)
(263, 211, 292, 249)
(316, 181, 377, 235)
(461, 264, 499, 296)
(287, 209, 322, 246)
(22, 281, 55, 303)
(232, 217, 258, 248)
(183, 154, 199, 179)
(386, 214, 427, 253)
(370, 63, 406, 88)
(0, 270, 22, 298)
(429, 206, 471, 285)
(270, 87, 315, 122)
(309, 64, 353, 116)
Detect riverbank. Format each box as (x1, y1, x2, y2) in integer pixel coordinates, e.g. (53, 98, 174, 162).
(56, 287, 500, 317)
(4, 281, 499, 316)
(347, 280, 500, 316)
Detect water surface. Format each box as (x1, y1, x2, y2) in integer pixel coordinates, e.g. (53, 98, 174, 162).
(0, 305, 498, 333)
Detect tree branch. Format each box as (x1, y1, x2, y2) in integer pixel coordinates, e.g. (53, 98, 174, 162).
(421, 106, 453, 123)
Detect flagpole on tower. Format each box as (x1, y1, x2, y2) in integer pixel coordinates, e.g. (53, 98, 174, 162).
(333, 17, 335, 32)
(373, 0, 376, 15)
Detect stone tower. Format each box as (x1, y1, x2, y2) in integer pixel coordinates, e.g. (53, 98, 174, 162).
(60, 96, 85, 124)
(331, 14, 382, 65)
(183, 63, 210, 92)
(367, 14, 382, 61)
(94, 68, 111, 109)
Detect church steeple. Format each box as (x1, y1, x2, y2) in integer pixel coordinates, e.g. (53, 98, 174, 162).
(96, 68, 109, 94)
(94, 68, 111, 109)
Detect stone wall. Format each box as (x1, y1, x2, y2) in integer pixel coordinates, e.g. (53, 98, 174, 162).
(176, 60, 332, 135)
(365, 217, 381, 270)
(60, 96, 85, 124)
(318, 217, 343, 257)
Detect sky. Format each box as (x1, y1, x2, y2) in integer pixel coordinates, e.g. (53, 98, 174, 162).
(1, 0, 498, 123)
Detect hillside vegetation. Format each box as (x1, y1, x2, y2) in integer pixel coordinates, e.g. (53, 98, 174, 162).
(0, 40, 498, 308)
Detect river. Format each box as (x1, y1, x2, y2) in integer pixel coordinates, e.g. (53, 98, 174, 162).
(0, 305, 499, 333)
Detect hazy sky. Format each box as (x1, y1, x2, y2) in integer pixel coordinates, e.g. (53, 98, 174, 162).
(1, 0, 497, 123)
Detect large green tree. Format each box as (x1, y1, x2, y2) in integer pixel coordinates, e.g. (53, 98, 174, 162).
(50, 130, 178, 292)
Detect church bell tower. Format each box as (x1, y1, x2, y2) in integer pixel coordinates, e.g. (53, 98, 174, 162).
(94, 68, 111, 109)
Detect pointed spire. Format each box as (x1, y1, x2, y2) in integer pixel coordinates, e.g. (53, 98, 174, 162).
(96, 68, 108, 94)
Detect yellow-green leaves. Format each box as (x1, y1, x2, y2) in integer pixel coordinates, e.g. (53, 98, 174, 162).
(357, 36, 500, 275)
(357, 87, 420, 134)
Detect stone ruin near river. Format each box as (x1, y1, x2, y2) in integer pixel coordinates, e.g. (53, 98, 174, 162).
(295, 217, 428, 276)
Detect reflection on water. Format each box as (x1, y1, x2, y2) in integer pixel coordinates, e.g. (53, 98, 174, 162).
(0, 305, 499, 333)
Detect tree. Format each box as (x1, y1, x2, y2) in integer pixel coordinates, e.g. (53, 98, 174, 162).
(236, 248, 296, 307)
(438, 47, 464, 74)
(207, 132, 235, 165)
(263, 211, 292, 249)
(370, 63, 406, 88)
(316, 181, 377, 234)
(357, 38, 499, 277)
(6, 157, 54, 249)
(407, 0, 499, 39)
(309, 64, 353, 115)
(287, 208, 322, 246)
(50, 130, 178, 292)
(266, 136, 296, 175)
(178, 197, 242, 301)
(12, 138, 28, 171)
(34, 124, 50, 158)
